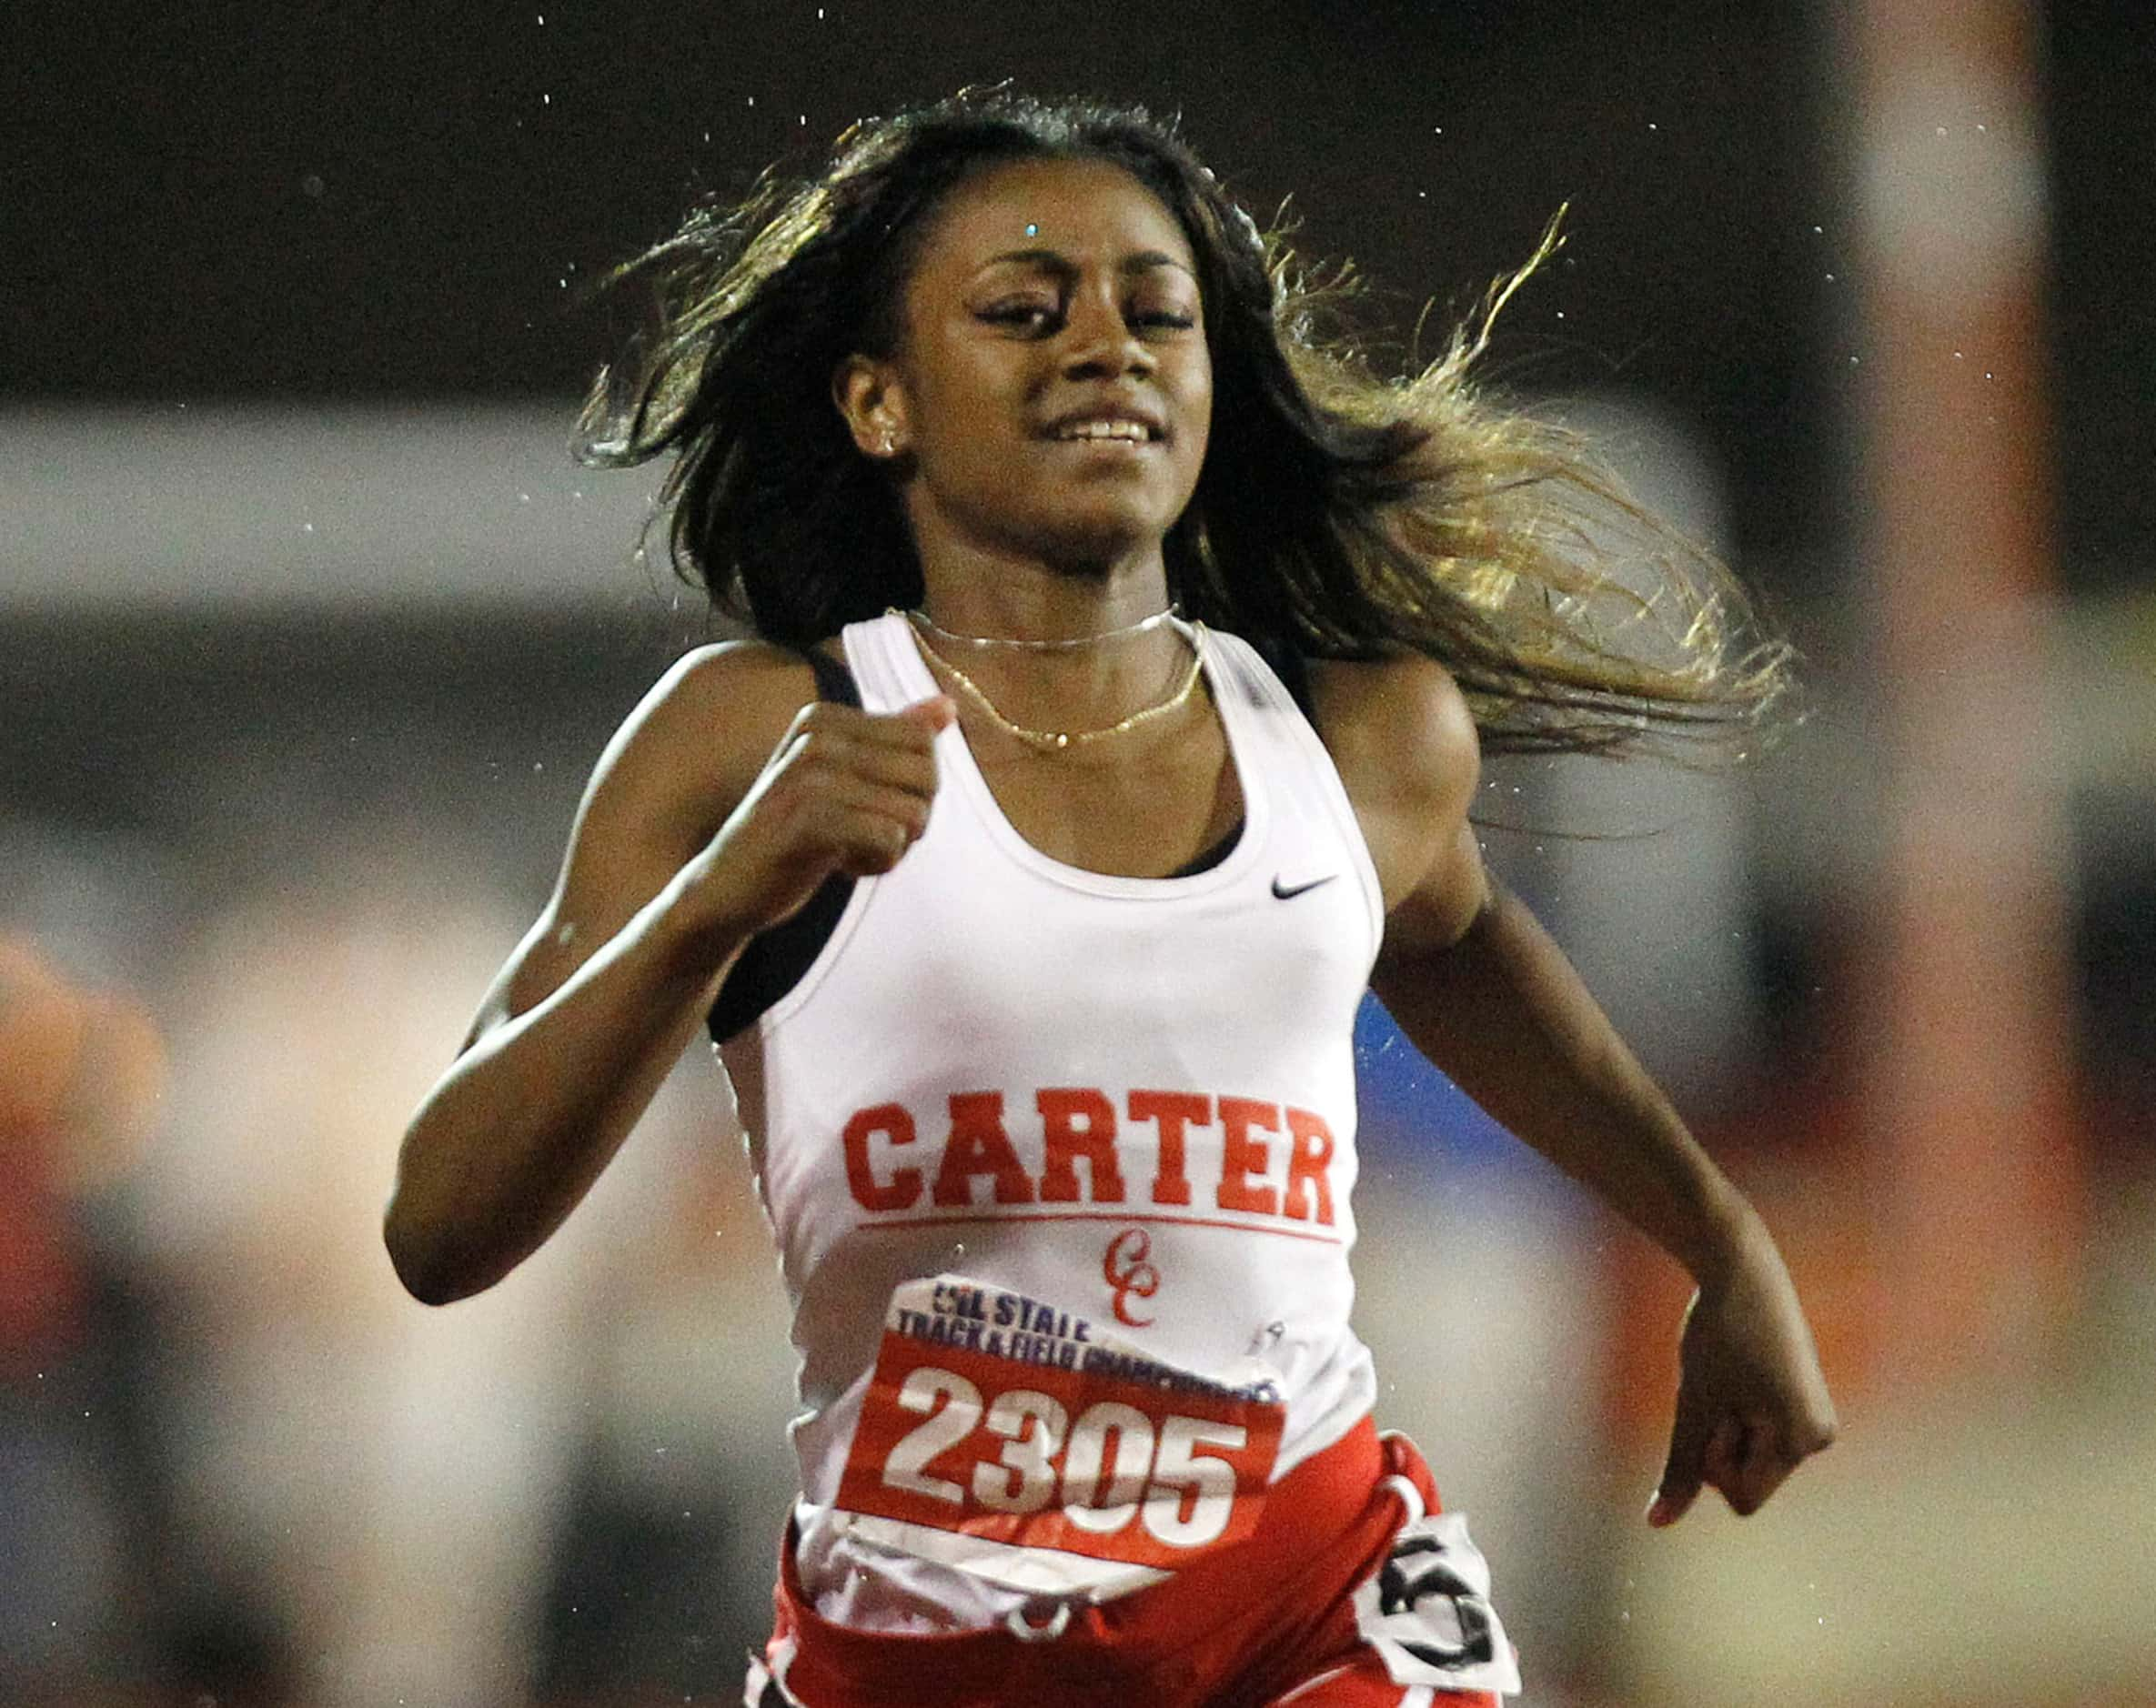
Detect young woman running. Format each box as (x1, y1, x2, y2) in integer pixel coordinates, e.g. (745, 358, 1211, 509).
(387, 89, 1835, 1706)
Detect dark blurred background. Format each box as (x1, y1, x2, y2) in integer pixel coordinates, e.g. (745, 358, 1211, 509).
(5, 3, 2154, 1704)
(8, 0, 2150, 574)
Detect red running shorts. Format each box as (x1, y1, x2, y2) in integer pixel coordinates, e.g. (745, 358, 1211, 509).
(750, 1416, 1514, 1707)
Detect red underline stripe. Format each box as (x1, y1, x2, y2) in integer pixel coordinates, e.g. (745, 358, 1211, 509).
(854, 1209, 1344, 1245)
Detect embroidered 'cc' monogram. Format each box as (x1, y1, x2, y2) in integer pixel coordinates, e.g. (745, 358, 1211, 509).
(1102, 1227, 1161, 1327)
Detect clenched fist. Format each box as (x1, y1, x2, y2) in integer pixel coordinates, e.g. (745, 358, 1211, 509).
(688, 694, 956, 937)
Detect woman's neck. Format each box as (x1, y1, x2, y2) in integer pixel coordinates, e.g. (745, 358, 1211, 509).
(914, 546, 1174, 648)
(909, 546, 1195, 749)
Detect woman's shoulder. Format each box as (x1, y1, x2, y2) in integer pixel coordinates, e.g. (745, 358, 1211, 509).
(1301, 653, 1482, 909)
(1304, 651, 1480, 801)
(638, 633, 819, 729)
(592, 638, 826, 833)
(647, 637, 822, 720)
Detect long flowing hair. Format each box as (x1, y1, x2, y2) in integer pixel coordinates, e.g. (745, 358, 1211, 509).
(576, 87, 1789, 758)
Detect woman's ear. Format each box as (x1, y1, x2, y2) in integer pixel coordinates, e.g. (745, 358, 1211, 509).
(832, 355, 909, 460)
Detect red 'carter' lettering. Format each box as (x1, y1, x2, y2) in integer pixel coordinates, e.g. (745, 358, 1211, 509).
(1214, 1097, 1281, 1216)
(1039, 1088, 1126, 1203)
(844, 1104, 921, 1211)
(1127, 1089, 1207, 1207)
(933, 1092, 1037, 1208)
(1282, 1107, 1335, 1224)
(840, 1089, 1342, 1233)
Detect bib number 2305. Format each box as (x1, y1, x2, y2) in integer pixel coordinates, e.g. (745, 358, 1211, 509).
(837, 1330, 1283, 1572)
(889, 1364, 1244, 1546)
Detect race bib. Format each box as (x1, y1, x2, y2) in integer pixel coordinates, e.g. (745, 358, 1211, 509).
(1352, 1508, 1522, 1695)
(832, 1277, 1285, 1596)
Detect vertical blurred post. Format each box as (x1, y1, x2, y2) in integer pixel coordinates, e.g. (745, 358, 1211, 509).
(1851, 0, 2080, 1384)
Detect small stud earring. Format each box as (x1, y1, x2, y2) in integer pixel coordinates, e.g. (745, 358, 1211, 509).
(878, 428, 896, 456)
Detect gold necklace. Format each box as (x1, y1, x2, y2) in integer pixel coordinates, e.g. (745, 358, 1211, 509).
(901, 608, 1207, 754)
(906, 602, 1182, 653)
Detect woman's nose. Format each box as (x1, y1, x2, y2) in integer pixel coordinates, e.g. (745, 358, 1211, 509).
(1059, 294, 1154, 380)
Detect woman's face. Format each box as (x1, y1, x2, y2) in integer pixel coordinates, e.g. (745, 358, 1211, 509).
(842, 155, 1214, 578)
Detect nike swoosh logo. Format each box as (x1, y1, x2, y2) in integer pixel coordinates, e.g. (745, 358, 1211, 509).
(1271, 874, 1338, 899)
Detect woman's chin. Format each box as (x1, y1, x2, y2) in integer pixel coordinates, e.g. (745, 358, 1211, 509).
(1022, 505, 1184, 578)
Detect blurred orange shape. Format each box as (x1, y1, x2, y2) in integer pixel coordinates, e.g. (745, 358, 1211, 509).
(57, 991, 167, 1189)
(0, 934, 166, 1188)
(0, 935, 89, 1133)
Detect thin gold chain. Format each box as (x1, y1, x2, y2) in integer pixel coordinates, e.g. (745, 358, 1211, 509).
(905, 602, 1183, 652)
(901, 608, 1207, 754)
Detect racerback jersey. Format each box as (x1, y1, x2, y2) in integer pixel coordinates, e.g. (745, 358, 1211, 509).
(719, 610, 1386, 1627)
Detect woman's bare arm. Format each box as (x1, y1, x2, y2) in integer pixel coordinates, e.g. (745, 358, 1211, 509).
(383, 643, 951, 1304)
(1315, 654, 1837, 1524)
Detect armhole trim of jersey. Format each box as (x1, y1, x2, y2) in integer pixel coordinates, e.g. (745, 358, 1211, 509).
(1219, 634, 1387, 959)
(705, 650, 861, 1044)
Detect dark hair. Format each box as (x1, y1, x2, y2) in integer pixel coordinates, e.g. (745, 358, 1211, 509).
(578, 86, 1788, 757)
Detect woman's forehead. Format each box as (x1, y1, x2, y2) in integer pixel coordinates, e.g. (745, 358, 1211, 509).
(914, 156, 1194, 274)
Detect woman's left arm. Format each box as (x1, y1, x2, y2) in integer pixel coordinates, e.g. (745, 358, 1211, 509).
(1317, 654, 1838, 1525)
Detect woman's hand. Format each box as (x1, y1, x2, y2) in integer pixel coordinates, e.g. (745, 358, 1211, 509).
(685, 694, 955, 939)
(1647, 1222, 1839, 1526)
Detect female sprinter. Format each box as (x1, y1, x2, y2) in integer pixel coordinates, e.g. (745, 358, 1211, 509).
(385, 89, 1836, 1707)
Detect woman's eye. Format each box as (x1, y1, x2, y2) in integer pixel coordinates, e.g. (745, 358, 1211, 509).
(976, 301, 1196, 336)
(981, 303, 1059, 333)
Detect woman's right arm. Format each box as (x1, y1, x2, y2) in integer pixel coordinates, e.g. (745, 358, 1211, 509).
(383, 643, 952, 1305)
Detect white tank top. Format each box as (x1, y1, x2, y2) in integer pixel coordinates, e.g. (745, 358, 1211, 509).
(720, 611, 1386, 1628)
